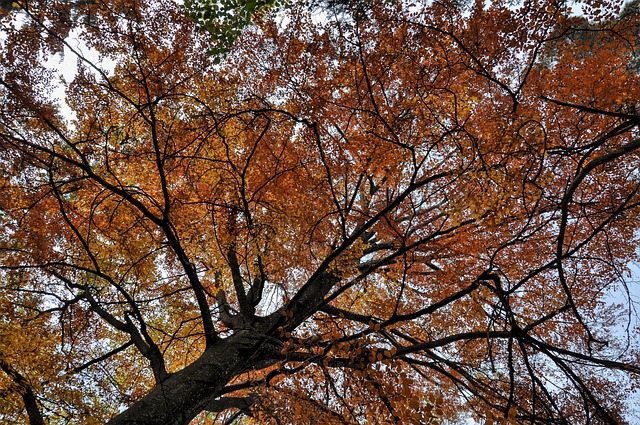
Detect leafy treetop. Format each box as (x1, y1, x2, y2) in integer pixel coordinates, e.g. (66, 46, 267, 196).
(0, 0, 640, 424)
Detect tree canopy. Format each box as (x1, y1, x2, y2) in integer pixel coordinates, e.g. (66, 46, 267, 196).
(1, 0, 640, 424)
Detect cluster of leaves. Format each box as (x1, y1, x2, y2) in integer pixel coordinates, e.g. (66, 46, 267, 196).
(184, 0, 281, 56)
(182, 0, 374, 56)
(1, 0, 640, 424)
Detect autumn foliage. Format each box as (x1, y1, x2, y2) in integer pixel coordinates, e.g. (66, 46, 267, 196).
(1, 0, 640, 424)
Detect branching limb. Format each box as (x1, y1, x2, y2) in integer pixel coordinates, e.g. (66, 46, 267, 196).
(204, 395, 255, 412)
(0, 355, 45, 425)
(215, 289, 246, 331)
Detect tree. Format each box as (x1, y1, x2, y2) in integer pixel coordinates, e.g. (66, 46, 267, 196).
(184, 0, 279, 55)
(182, 0, 366, 55)
(1, 0, 640, 423)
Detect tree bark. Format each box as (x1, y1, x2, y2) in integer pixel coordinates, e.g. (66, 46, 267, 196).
(106, 330, 279, 425)
(0, 356, 45, 425)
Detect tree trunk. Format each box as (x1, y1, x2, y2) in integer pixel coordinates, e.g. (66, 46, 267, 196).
(106, 330, 278, 425)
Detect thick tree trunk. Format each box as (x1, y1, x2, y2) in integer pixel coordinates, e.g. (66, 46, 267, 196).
(106, 330, 278, 425)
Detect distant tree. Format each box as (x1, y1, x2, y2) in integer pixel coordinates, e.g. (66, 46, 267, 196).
(1, 0, 640, 424)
